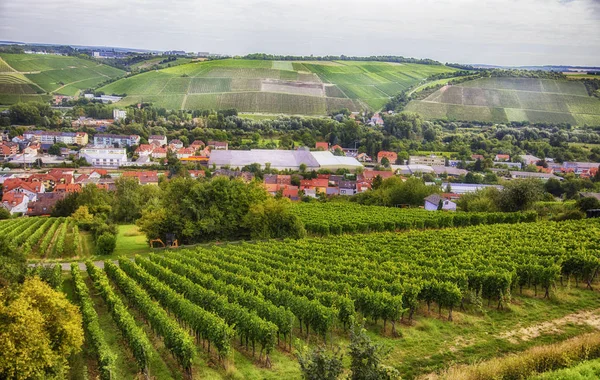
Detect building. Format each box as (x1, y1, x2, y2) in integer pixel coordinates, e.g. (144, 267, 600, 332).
(113, 109, 127, 121)
(431, 166, 468, 177)
(209, 149, 363, 171)
(377, 151, 397, 164)
(441, 183, 504, 194)
(208, 141, 228, 150)
(23, 131, 88, 146)
(93, 134, 141, 147)
(495, 154, 510, 162)
(169, 140, 184, 150)
(0, 142, 18, 158)
(409, 155, 445, 166)
(27, 192, 67, 216)
(392, 164, 435, 175)
(209, 149, 320, 171)
(2, 192, 30, 214)
(356, 153, 372, 162)
(315, 142, 329, 150)
(79, 147, 128, 167)
(368, 113, 384, 126)
(424, 194, 456, 211)
(149, 135, 168, 146)
(509, 171, 562, 181)
(520, 154, 540, 166)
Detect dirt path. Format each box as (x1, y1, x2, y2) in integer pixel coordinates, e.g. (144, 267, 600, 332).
(497, 308, 600, 344)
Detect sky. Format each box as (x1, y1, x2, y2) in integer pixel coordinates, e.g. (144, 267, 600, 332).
(1, 0, 599, 66)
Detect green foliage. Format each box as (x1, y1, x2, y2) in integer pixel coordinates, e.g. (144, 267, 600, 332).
(577, 196, 600, 212)
(0, 277, 84, 379)
(0, 208, 10, 220)
(243, 198, 306, 240)
(297, 345, 344, 380)
(0, 234, 26, 287)
(349, 324, 400, 380)
(354, 176, 438, 207)
(499, 179, 546, 212)
(95, 233, 117, 255)
(111, 176, 143, 223)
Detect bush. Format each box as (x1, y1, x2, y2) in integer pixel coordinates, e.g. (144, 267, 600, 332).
(95, 233, 117, 255)
(0, 208, 10, 220)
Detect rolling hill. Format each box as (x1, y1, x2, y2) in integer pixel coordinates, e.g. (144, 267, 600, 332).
(404, 77, 600, 126)
(98, 59, 456, 114)
(0, 53, 125, 105)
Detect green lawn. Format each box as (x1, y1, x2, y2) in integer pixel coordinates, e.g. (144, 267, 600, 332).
(113, 224, 151, 256)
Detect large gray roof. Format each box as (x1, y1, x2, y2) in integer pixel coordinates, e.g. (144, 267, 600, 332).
(209, 149, 320, 170)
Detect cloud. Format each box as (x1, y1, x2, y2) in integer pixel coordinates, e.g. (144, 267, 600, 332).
(0, 0, 598, 66)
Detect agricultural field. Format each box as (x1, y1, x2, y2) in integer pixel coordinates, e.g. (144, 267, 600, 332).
(99, 59, 456, 114)
(65, 218, 600, 379)
(0, 217, 81, 258)
(292, 202, 537, 235)
(405, 77, 600, 126)
(0, 53, 124, 103)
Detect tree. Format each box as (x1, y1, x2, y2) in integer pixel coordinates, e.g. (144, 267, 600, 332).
(297, 345, 343, 380)
(95, 233, 117, 255)
(112, 177, 142, 223)
(48, 144, 62, 156)
(544, 178, 564, 197)
(0, 235, 26, 288)
(381, 157, 390, 167)
(348, 324, 399, 380)
(372, 175, 383, 190)
(243, 198, 306, 240)
(499, 179, 545, 212)
(577, 197, 600, 212)
(0, 207, 10, 220)
(333, 147, 345, 156)
(0, 278, 84, 379)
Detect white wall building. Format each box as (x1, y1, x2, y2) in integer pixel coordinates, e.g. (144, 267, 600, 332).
(79, 147, 128, 167)
(113, 109, 127, 120)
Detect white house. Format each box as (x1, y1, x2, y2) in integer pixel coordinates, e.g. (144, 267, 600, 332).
(79, 147, 128, 167)
(424, 194, 456, 211)
(113, 109, 127, 121)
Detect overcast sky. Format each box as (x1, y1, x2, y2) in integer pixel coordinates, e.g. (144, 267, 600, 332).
(1, 0, 599, 66)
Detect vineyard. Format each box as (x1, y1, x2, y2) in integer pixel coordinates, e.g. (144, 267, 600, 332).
(0, 53, 125, 103)
(0, 217, 81, 257)
(99, 58, 456, 114)
(66, 218, 600, 378)
(292, 202, 538, 235)
(405, 77, 600, 126)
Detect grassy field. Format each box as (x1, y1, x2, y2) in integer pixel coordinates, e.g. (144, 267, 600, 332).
(99, 59, 456, 114)
(405, 77, 600, 126)
(0, 53, 124, 103)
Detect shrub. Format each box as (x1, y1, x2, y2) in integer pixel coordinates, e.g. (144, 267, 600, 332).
(95, 233, 117, 255)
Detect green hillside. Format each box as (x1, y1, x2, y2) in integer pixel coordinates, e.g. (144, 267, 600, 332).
(404, 77, 600, 126)
(99, 59, 456, 114)
(0, 53, 125, 104)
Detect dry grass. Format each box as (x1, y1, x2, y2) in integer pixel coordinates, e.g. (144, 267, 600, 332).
(431, 332, 600, 380)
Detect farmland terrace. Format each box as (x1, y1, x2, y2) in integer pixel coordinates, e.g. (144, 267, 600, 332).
(405, 77, 600, 126)
(98, 59, 456, 114)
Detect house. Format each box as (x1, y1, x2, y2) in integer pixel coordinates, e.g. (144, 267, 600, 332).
(424, 194, 456, 211)
(122, 171, 160, 185)
(113, 109, 126, 121)
(509, 171, 562, 181)
(441, 183, 504, 194)
(169, 140, 184, 150)
(2, 192, 30, 214)
(190, 140, 205, 151)
(282, 188, 300, 201)
(54, 183, 82, 193)
(300, 178, 329, 194)
(339, 180, 357, 195)
(377, 151, 397, 164)
(432, 166, 468, 177)
(151, 147, 167, 159)
(361, 170, 395, 181)
(520, 154, 540, 166)
(135, 144, 155, 156)
(471, 154, 485, 161)
(27, 192, 67, 216)
(580, 192, 600, 201)
(330, 144, 343, 152)
(0, 142, 19, 157)
(176, 147, 195, 159)
(3, 179, 44, 201)
(315, 142, 329, 151)
(148, 135, 167, 146)
(409, 155, 445, 166)
(23, 143, 41, 155)
(93, 134, 141, 147)
(368, 113, 384, 126)
(79, 147, 128, 167)
(357, 153, 372, 162)
(208, 141, 228, 150)
(495, 154, 510, 162)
